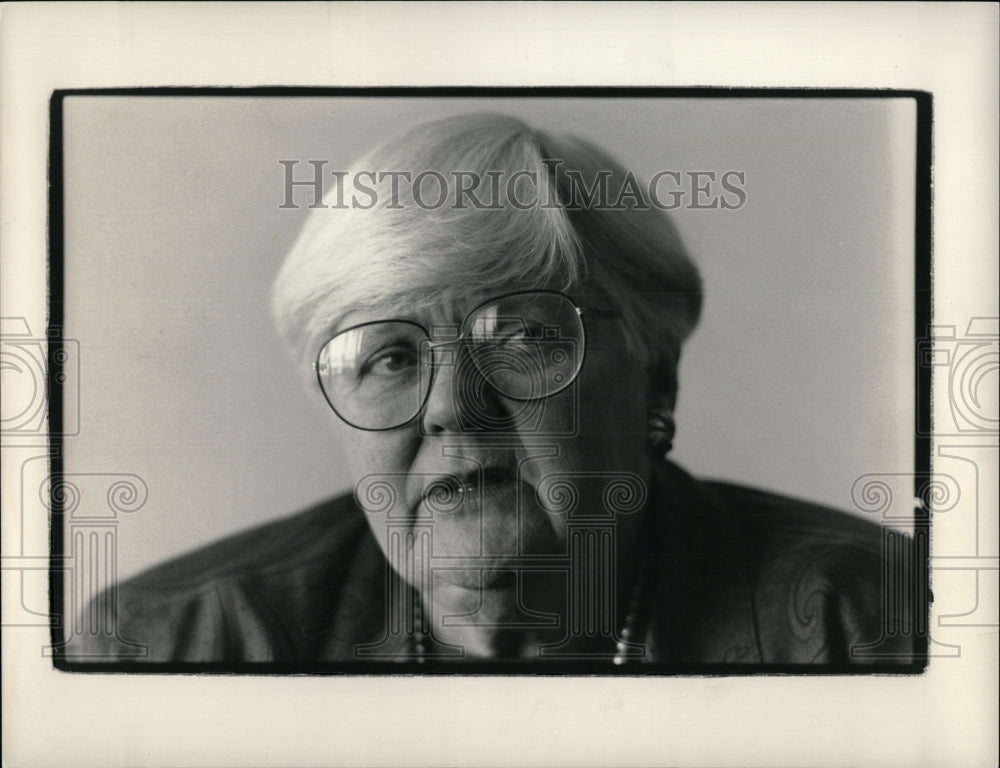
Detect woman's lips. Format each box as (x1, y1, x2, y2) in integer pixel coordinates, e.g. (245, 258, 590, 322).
(420, 466, 521, 510)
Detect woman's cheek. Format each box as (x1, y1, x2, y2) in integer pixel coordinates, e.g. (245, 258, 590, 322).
(332, 421, 411, 477)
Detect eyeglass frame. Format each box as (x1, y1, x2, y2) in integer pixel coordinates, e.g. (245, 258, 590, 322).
(311, 289, 621, 432)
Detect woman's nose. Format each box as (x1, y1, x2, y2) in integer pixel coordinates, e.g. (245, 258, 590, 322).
(419, 344, 506, 434)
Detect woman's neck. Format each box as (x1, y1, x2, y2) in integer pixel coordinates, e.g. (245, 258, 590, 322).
(415, 510, 647, 660)
(422, 574, 562, 658)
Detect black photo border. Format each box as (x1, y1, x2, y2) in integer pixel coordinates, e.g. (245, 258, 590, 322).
(48, 86, 932, 676)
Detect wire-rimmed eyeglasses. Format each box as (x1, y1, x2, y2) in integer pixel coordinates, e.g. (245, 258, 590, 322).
(313, 289, 619, 431)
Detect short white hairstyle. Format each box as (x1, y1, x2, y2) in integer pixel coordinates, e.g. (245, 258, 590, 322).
(271, 113, 702, 406)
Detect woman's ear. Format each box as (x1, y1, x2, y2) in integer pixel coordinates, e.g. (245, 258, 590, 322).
(644, 357, 679, 460)
(645, 390, 676, 460)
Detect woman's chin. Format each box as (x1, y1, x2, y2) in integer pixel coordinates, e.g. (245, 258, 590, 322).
(441, 498, 559, 549)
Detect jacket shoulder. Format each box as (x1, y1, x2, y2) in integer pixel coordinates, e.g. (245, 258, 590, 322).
(127, 492, 367, 589)
(65, 493, 376, 663)
(703, 480, 920, 666)
(703, 480, 886, 548)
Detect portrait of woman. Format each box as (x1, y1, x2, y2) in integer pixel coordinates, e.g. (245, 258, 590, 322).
(6, 7, 991, 766)
(65, 102, 921, 669)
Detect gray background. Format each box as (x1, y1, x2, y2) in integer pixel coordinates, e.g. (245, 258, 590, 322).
(62, 96, 916, 581)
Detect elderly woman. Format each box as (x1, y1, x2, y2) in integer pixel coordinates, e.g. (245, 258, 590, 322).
(73, 114, 916, 666)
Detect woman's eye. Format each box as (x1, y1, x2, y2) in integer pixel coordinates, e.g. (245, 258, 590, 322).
(493, 322, 541, 346)
(361, 347, 417, 376)
(496, 329, 528, 346)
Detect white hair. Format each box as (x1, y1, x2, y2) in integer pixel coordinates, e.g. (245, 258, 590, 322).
(271, 113, 702, 405)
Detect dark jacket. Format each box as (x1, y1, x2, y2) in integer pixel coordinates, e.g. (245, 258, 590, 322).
(64, 462, 921, 668)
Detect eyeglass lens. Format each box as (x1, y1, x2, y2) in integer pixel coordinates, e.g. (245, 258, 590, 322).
(315, 292, 585, 430)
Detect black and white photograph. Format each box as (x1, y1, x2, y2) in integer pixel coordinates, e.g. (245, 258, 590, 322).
(1, 4, 996, 767)
(50, 92, 926, 670)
